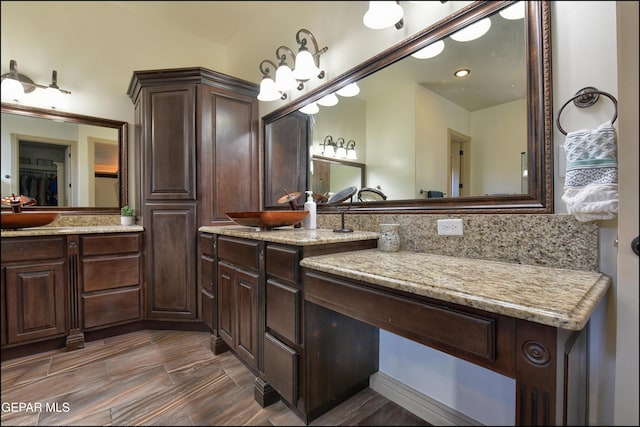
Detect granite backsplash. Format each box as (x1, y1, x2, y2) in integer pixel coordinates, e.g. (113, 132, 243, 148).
(317, 213, 599, 271)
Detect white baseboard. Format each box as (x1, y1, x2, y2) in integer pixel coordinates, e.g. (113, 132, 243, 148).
(369, 372, 483, 426)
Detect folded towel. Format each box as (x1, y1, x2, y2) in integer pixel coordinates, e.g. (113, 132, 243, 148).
(562, 121, 618, 222)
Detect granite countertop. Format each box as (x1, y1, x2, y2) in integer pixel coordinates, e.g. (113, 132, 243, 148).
(199, 225, 380, 246)
(1, 225, 144, 237)
(300, 249, 611, 331)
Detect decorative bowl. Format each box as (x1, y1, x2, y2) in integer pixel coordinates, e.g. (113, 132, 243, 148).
(1, 212, 59, 230)
(226, 211, 308, 230)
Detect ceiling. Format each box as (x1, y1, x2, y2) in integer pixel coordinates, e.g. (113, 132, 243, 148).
(107, 2, 525, 112)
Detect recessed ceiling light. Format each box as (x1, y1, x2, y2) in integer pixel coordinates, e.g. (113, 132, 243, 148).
(454, 69, 470, 78)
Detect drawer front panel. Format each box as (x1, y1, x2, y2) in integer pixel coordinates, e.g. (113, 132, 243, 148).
(266, 279, 300, 345)
(83, 288, 141, 329)
(2, 237, 65, 262)
(81, 234, 140, 256)
(82, 255, 140, 292)
(266, 245, 300, 284)
(199, 233, 214, 257)
(305, 271, 496, 363)
(218, 237, 259, 270)
(264, 332, 298, 404)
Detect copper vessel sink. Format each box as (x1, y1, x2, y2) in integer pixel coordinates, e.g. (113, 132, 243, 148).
(226, 211, 308, 230)
(1, 212, 59, 230)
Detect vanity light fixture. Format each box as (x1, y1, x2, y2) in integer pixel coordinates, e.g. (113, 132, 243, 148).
(499, 1, 525, 20)
(411, 40, 446, 59)
(257, 60, 286, 102)
(363, 1, 404, 30)
(257, 29, 327, 102)
(454, 68, 470, 78)
(335, 137, 347, 158)
(321, 135, 337, 157)
(274, 46, 300, 92)
(346, 140, 358, 160)
(316, 92, 339, 107)
(292, 29, 328, 82)
(299, 101, 319, 115)
(450, 17, 491, 42)
(1, 59, 71, 107)
(336, 82, 360, 97)
(320, 135, 357, 160)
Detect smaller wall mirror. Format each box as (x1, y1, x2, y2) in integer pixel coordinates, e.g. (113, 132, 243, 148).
(1, 103, 128, 211)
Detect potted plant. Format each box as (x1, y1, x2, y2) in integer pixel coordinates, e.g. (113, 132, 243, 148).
(120, 205, 135, 226)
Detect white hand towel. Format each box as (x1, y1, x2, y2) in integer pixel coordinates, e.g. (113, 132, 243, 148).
(562, 121, 618, 222)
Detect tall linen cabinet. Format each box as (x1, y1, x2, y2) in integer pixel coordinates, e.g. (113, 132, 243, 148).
(128, 67, 259, 325)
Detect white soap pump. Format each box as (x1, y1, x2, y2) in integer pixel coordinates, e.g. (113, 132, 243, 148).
(303, 191, 316, 230)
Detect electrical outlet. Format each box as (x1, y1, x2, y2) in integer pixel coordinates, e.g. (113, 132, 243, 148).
(437, 219, 463, 236)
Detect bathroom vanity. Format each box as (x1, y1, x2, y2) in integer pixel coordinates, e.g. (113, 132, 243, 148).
(1, 226, 144, 357)
(198, 226, 380, 422)
(300, 250, 610, 426)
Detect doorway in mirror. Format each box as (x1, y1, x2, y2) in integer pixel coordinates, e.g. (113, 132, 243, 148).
(18, 140, 69, 206)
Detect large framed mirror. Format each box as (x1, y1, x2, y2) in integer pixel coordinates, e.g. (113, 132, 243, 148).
(263, 1, 552, 213)
(1, 102, 128, 211)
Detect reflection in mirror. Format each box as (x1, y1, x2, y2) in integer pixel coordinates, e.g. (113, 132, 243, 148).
(1, 103, 128, 211)
(311, 156, 365, 199)
(311, 3, 526, 200)
(264, 1, 552, 213)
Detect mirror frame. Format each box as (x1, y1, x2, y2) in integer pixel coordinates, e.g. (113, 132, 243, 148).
(263, 1, 552, 214)
(1, 102, 128, 212)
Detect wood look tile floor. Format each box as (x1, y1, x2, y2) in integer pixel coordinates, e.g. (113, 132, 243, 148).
(1, 330, 430, 426)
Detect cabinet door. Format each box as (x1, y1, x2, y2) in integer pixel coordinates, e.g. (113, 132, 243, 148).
(143, 84, 196, 200)
(198, 87, 259, 224)
(145, 203, 197, 320)
(218, 261, 236, 348)
(5, 261, 66, 344)
(235, 268, 259, 369)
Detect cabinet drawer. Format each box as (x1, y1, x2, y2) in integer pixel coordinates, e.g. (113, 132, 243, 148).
(199, 233, 214, 257)
(82, 254, 140, 292)
(264, 332, 298, 404)
(305, 271, 497, 363)
(81, 234, 140, 256)
(1, 237, 65, 263)
(218, 236, 260, 270)
(266, 279, 300, 345)
(266, 245, 300, 284)
(83, 288, 141, 329)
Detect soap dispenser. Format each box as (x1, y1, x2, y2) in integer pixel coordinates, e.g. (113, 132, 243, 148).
(303, 191, 316, 230)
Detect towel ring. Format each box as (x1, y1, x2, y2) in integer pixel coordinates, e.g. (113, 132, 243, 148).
(556, 87, 618, 135)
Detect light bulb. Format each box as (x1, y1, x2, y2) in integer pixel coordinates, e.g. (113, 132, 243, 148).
(363, 1, 404, 30)
(450, 18, 491, 42)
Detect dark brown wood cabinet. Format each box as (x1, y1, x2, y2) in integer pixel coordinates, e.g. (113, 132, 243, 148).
(128, 68, 259, 324)
(261, 242, 379, 423)
(1, 236, 67, 346)
(216, 236, 261, 370)
(1, 232, 144, 356)
(201, 231, 379, 423)
(80, 233, 142, 330)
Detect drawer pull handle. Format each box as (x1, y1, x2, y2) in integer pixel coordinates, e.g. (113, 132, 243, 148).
(68, 241, 77, 248)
